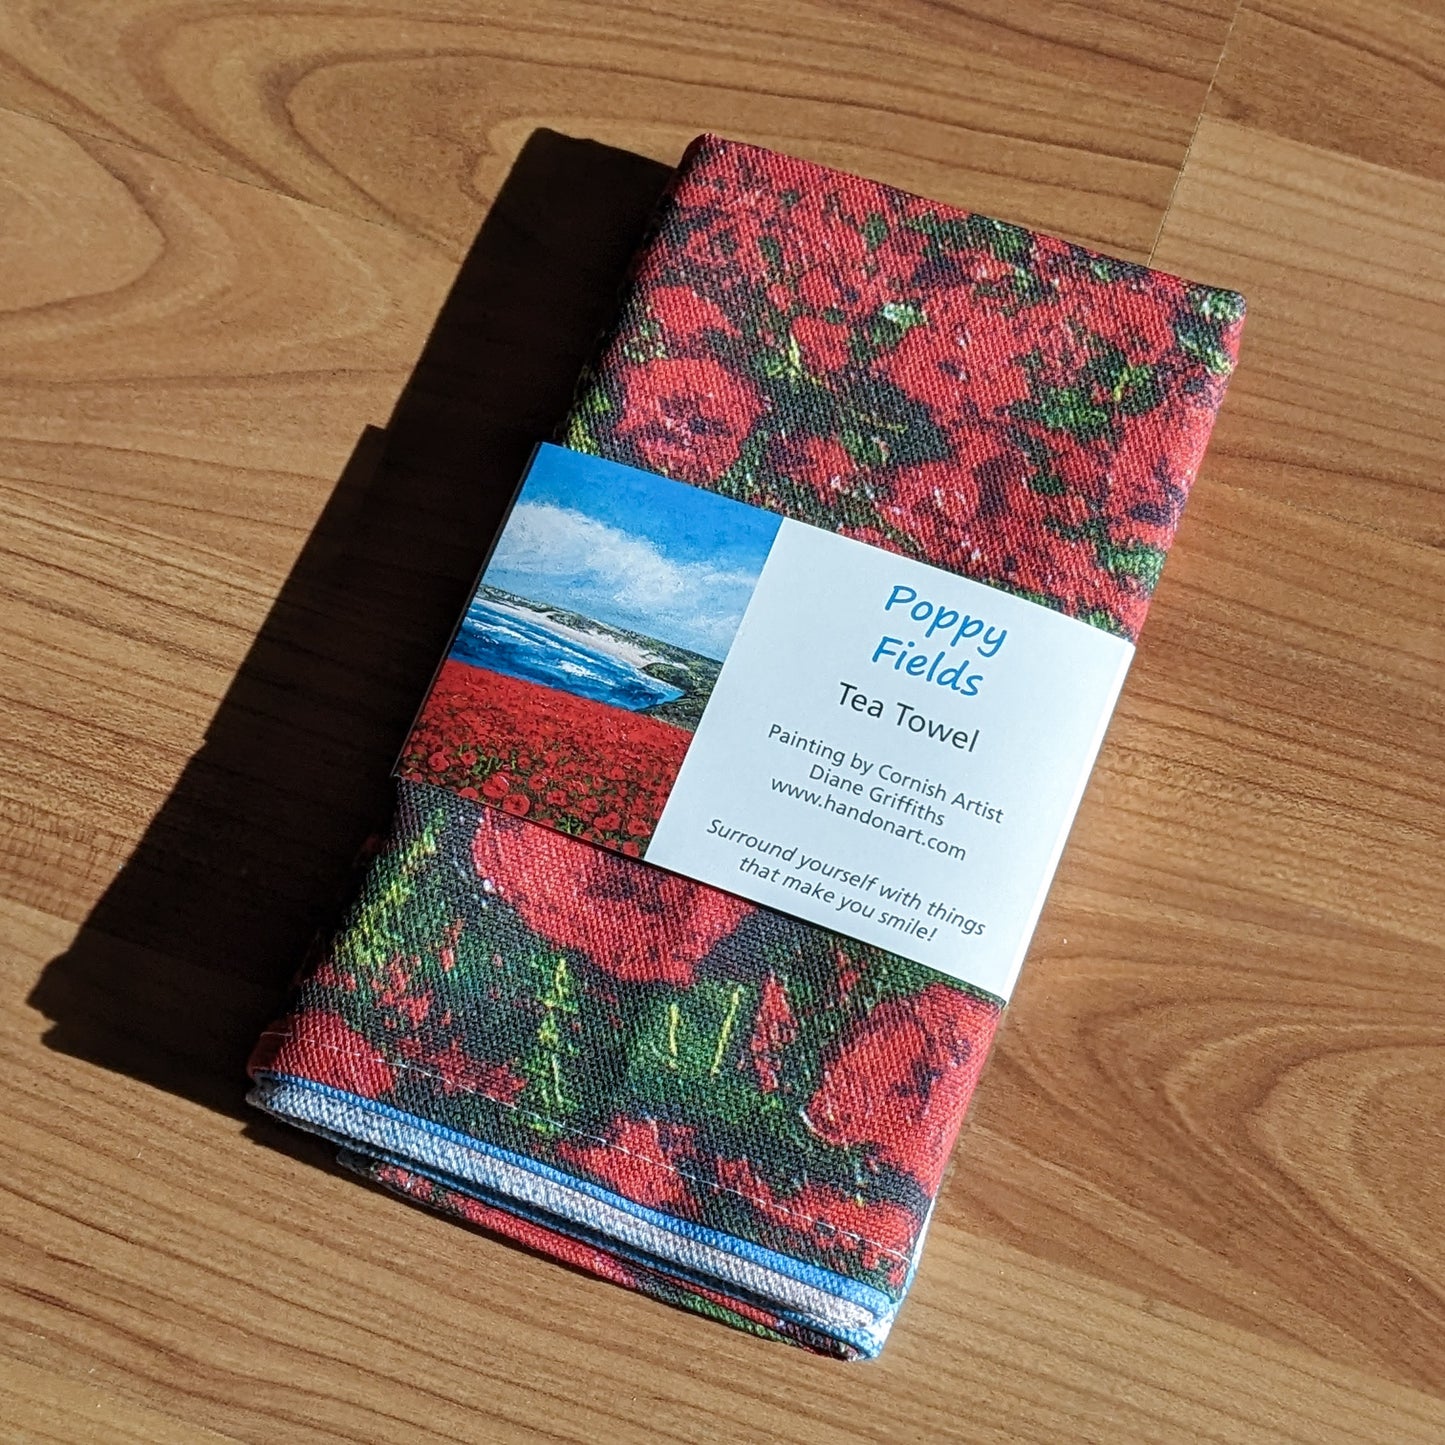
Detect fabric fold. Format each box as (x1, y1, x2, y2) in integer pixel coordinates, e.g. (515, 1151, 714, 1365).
(250, 134, 1243, 1358)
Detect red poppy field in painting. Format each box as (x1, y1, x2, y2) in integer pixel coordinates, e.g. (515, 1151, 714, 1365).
(397, 659, 691, 851)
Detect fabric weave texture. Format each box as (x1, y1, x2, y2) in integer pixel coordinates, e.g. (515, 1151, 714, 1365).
(249, 134, 1244, 1358)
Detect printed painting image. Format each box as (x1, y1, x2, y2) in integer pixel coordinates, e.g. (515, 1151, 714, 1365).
(398, 446, 782, 852)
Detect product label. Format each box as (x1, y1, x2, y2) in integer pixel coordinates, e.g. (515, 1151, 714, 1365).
(400, 444, 1133, 1001)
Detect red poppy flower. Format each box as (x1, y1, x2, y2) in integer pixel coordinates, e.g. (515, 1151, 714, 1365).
(792, 315, 850, 374)
(615, 356, 765, 482)
(748, 973, 798, 1093)
(424, 1039, 528, 1102)
(556, 1115, 699, 1213)
(714, 1157, 919, 1282)
(879, 456, 981, 558)
(471, 814, 752, 986)
(804, 983, 1000, 1192)
(770, 433, 863, 506)
(648, 284, 738, 345)
(249, 1011, 395, 1100)
(662, 166, 792, 290)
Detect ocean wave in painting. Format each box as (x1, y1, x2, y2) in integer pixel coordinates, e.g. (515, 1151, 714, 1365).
(449, 597, 684, 711)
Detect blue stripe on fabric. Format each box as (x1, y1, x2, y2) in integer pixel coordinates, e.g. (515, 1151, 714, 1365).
(336, 1147, 884, 1356)
(253, 1075, 891, 1358)
(255, 1071, 901, 1323)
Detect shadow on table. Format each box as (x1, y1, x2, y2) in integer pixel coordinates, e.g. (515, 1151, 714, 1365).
(29, 130, 671, 1123)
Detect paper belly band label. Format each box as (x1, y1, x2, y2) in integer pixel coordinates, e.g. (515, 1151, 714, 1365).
(398, 443, 1133, 1001)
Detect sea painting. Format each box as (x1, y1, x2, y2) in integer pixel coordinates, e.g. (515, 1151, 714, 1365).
(398, 446, 781, 850)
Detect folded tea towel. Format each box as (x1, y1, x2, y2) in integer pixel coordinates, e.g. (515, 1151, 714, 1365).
(250, 135, 1244, 1358)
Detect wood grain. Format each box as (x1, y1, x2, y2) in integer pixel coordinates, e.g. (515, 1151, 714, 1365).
(0, 1360, 237, 1444)
(0, 0, 1238, 258)
(0, 102, 457, 957)
(1, 0, 1443, 1440)
(1208, 0, 1445, 183)
(1152, 120, 1445, 547)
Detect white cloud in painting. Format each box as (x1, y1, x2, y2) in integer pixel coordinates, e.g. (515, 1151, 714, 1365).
(488, 502, 759, 659)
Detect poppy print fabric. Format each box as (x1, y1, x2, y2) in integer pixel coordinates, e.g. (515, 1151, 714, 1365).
(565, 138, 1243, 643)
(249, 135, 1243, 1358)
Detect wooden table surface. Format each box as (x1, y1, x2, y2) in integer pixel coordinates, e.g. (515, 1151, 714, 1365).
(1, 2, 1442, 1441)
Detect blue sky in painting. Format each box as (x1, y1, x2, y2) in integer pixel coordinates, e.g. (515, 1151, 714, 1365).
(482, 446, 781, 660)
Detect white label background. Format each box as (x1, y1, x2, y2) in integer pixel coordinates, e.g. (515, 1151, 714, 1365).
(645, 521, 1133, 1001)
